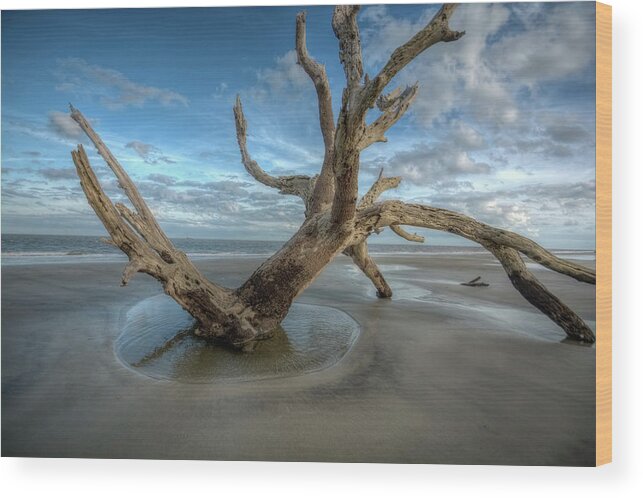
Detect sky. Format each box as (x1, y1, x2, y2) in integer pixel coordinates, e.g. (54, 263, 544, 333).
(1, 2, 596, 248)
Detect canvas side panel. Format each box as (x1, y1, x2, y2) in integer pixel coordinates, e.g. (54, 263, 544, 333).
(596, 1, 612, 467)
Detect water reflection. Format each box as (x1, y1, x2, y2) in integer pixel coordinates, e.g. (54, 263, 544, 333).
(116, 295, 360, 383)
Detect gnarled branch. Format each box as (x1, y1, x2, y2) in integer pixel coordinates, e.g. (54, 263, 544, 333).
(70, 105, 175, 260)
(390, 225, 425, 243)
(344, 241, 392, 298)
(359, 169, 402, 208)
(296, 11, 335, 150)
(71, 110, 263, 347)
(358, 201, 595, 284)
(233, 96, 316, 209)
(71, 144, 166, 283)
(354, 200, 595, 342)
(359, 84, 419, 150)
(487, 244, 595, 342)
(361, 4, 464, 110)
(332, 5, 363, 93)
(329, 4, 463, 227)
(296, 11, 336, 215)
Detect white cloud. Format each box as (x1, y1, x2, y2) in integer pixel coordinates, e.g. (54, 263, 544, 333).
(55, 58, 189, 109)
(250, 50, 311, 101)
(414, 180, 596, 232)
(360, 3, 516, 127)
(48, 111, 83, 139)
(126, 141, 175, 165)
(487, 3, 595, 83)
(365, 137, 491, 187)
(360, 2, 593, 132)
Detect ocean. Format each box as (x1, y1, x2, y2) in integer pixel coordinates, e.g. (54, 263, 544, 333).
(0, 233, 595, 266)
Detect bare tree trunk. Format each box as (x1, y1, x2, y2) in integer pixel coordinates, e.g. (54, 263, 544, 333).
(70, 4, 597, 347)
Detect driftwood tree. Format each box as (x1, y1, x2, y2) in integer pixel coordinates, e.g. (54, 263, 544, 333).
(70, 4, 596, 350)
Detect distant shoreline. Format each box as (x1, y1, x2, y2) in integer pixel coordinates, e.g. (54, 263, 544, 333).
(1, 233, 596, 266)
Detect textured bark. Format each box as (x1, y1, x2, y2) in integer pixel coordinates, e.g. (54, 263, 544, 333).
(344, 242, 393, 298)
(354, 200, 596, 341)
(355, 201, 595, 284)
(487, 245, 595, 342)
(71, 4, 597, 346)
(296, 11, 336, 215)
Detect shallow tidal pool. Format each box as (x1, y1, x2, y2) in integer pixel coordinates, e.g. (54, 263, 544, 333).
(116, 294, 360, 383)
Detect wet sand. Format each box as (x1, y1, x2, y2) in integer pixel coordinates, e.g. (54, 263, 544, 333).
(1, 253, 596, 465)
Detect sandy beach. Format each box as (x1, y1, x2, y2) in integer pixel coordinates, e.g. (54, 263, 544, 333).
(2, 252, 596, 465)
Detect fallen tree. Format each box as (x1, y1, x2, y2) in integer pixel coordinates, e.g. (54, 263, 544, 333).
(70, 4, 596, 349)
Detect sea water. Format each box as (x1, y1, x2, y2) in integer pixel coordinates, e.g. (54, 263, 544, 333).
(0, 233, 596, 266)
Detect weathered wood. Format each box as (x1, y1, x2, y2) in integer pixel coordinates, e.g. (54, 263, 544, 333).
(356, 201, 595, 284)
(344, 241, 393, 298)
(488, 245, 594, 342)
(359, 169, 402, 209)
(71, 118, 266, 349)
(233, 96, 316, 212)
(360, 3, 464, 112)
(359, 84, 419, 150)
(296, 11, 336, 215)
(461, 276, 489, 287)
(390, 225, 425, 243)
(354, 200, 595, 342)
(71, 3, 597, 347)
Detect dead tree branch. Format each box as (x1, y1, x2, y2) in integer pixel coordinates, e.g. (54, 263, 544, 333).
(359, 169, 402, 208)
(357, 201, 595, 284)
(71, 109, 264, 348)
(71, 4, 597, 346)
(70, 105, 175, 258)
(296, 12, 336, 215)
(488, 245, 594, 342)
(360, 4, 464, 111)
(344, 241, 393, 298)
(233, 96, 317, 210)
(390, 225, 425, 243)
(332, 5, 364, 95)
(359, 84, 419, 149)
(355, 200, 595, 341)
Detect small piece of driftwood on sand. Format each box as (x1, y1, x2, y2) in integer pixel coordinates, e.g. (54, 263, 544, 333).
(461, 276, 490, 287)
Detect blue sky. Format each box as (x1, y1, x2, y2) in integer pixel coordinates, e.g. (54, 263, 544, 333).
(1, 3, 596, 248)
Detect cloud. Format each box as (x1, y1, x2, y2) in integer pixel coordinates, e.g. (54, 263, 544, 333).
(55, 58, 189, 109)
(251, 50, 310, 101)
(147, 173, 177, 185)
(415, 180, 595, 231)
(364, 123, 491, 186)
(212, 82, 229, 100)
(544, 122, 591, 145)
(451, 122, 486, 150)
(493, 113, 593, 161)
(38, 167, 79, 180)
(116, 176, 307, 234)
(48, 111, 83, 139)
(359, 2, 594, 132)
(126, 141, 175, 165)
(360, 3, 516, 127)
(487, 3, 595, 84)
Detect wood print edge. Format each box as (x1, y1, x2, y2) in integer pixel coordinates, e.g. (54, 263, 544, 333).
(595, 0, 612, 467)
